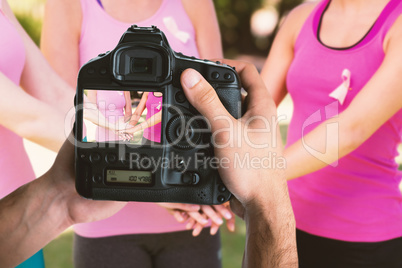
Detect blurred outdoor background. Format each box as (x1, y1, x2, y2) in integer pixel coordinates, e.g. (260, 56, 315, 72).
(9, 0, 402, 267)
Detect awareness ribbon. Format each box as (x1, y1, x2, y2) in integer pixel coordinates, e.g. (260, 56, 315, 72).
(329, 69, 351, 105)
(163, 17, 190, 44)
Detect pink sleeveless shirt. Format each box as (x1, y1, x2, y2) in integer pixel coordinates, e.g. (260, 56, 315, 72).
(94, 90, 126, 142)
(74, 0, 201, 237)
(0, 5, 35, 198)
(143, 92, 162, 142)
(286, 0, 402, 242)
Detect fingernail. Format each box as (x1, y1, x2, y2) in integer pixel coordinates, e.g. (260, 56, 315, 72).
(216, 218, 223, 225)
(224, 212, 232, 219)
(229, 223, 235, 232)
(183, 69, 201, 89)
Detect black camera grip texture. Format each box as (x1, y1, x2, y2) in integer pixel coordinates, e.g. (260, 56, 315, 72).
(215, 87, 242, 119)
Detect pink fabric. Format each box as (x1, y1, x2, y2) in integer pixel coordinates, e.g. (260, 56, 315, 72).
(286, 0, 402, 242)
(95, 90, 126, 142)
(142, 92, 162, 142)
(0, 9, 35, 198)
(75, 0, 200, 237)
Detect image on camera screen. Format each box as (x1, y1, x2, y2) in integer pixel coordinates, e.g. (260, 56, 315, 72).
(82, 89, 163, 145)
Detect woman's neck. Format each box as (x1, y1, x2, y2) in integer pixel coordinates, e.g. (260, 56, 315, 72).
(330, 0, 390, 14)
(100, 0, 163, 23)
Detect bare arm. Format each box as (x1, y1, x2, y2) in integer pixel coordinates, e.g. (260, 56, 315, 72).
(3, 0, 74, 113)
(123, 91, 132, 122)
(182, 0, 223, 59)
(40, 0, 81, 88)
(128, 92, 149, 126)
(261, 3, 316, 106)
(181, 60, 297, 267)
(0, 72, 65, 151)
(121, 110, 162, 135)
(0, 136, 126, 268)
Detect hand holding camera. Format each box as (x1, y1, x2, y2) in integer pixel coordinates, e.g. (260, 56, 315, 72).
(75, 26, 241, 204)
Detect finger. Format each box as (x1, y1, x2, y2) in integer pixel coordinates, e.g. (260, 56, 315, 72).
(226, 215, 236, 232)
(180, 69, 234, 129)
(187, 211, 209, 226)
(212, 204, 233, 220)
(192, 223, 204, 237)
(200, 205, 223, 226)
(186, 218, 196, 230)
(172, 210, 187, 222)
(210, 223, 220, 235)
(180, 211, 189, 222)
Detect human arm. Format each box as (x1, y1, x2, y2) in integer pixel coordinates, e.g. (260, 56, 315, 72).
(260, 3, 316, 106)
(3, 0, 74, 113)
(128, 92, 149, 126)
(182, 0, 223, 59)
(283, 16, 402, 180)
(124, 91, 133, 122)
(0, 72, 65, 151)
(0, 134, 126, 268)
(181, 60, 297, 267)
(40, 0, 81, 88)
(119, 110, 162, 138)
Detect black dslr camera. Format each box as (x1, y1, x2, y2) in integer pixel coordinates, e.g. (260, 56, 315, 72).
(75, 25, 241, 204)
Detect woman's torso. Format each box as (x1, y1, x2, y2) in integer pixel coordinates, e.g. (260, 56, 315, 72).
(75, 0, 201, 237)
(94, 90, 126, 141)
(142, 92, 162, 142)
(286, 0, 402, 242)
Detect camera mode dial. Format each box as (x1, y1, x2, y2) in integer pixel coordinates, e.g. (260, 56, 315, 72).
(166, 115, 203, 149)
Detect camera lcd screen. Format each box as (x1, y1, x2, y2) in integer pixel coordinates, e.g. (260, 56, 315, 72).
(82, 89, 163, 144)
(106, 169, 153, 184)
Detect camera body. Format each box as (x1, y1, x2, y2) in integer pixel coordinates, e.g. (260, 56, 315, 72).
(75, 25, 241, 204)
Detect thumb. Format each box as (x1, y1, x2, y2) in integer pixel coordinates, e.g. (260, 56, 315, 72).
(180, 69, 232, 125)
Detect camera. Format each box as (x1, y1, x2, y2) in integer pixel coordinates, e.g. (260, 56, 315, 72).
(75, 25, 241, 204)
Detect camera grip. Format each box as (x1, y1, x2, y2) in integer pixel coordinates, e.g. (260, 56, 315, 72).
(216, 88, 242, 119)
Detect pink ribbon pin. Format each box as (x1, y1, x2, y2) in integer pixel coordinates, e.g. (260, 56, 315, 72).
(163, 17, 190, 44)
(329, 69, 351, 105)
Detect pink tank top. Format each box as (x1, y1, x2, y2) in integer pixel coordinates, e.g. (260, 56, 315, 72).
(74, 0, 200, 237)
(286, 0, 402, 242)
(143, 92, 162, 142)
(0, 6, 35, 198)
(95, 90, 126, 142)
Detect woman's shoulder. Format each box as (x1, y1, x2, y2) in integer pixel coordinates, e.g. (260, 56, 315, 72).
(285, 1, 318, 27)
(278, 1, 318, 45)
(384, 14, 402, 52)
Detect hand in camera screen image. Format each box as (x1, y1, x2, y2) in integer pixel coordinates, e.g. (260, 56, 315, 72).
(82, 89, 162, 144)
